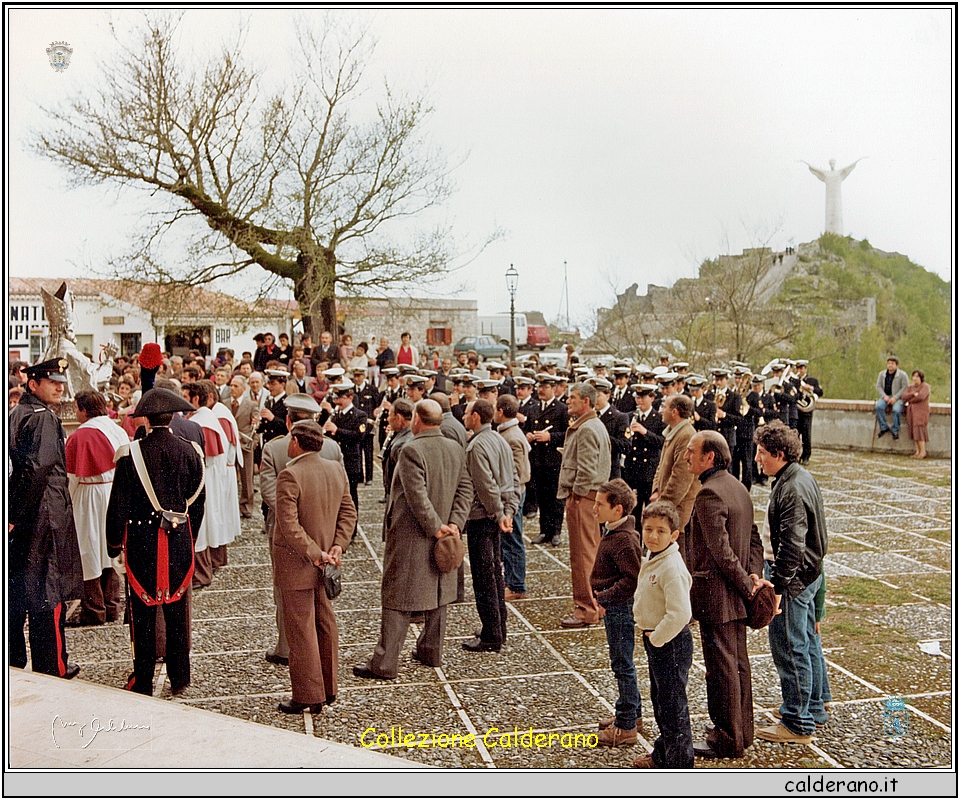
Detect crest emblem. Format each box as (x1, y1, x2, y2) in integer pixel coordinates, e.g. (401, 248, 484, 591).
(46, 41, 73, 72)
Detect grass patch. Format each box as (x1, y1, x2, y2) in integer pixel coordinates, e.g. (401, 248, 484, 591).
(829, 536, 875, 553)
(921, 529, 951, 542)
(820, 608, 913, 649)
(830, 576, 907, 606)
(880, 468, 916, 478)
(918, 475, 952, 488)
(907, 573, 953, 606)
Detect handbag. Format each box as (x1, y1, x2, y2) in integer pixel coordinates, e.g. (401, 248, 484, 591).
(322, 563, 342, 600)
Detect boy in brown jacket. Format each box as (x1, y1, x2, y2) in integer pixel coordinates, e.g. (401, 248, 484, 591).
(590, 479, 644, 747)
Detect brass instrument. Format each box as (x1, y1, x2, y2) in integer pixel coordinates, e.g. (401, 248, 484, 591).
(714, 389, 727, 410)
(796, 381, 818, 412)
(771, 363, 793, 394)
(737, 372, 752, 416)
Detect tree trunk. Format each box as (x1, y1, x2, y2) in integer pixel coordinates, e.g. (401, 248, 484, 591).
(295, 247, 339, 340)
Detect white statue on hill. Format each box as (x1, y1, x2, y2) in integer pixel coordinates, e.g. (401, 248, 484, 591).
(802, 157, 864, 235)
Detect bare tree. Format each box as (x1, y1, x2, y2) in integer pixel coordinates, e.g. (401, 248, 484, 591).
(34, 12, 469, 337)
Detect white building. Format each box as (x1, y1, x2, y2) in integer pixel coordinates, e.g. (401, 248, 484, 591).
(8, 278, 296, 364)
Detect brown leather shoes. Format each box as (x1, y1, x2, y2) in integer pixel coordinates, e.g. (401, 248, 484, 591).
(596, 725, 638, 747)
(632, 753, 657, 768)
(600, 716, 642, 734)
(504, 589, 527, 601)
(559, 616, 592, 629)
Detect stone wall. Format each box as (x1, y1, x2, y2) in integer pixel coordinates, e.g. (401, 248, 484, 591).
(812, 399, 952, 459)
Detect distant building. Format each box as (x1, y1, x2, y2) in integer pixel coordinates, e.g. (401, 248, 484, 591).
(328, 296, 478, 358)
(8, 278, 295, 363)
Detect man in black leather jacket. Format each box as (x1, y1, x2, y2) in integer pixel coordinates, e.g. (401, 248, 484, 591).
(754, 421, 829, 746)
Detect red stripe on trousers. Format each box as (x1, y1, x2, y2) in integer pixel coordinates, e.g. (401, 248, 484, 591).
(53, 603, 66, 676)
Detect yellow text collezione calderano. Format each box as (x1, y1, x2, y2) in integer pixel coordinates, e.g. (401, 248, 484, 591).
(360, 726, 599, 749)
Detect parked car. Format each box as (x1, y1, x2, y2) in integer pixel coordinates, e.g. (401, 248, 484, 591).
(525, 324, 551, 350)
(453, 335, 510, 362)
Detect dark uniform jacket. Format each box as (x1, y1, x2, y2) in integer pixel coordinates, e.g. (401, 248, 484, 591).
(106, 427, 206, 606)
(716, 390, 741, 446)
(693, 396, 717, 432)
(525, 397, 568, 468)
(773, 380, 798, 425)
(623, 408, 665, 485)
(9, 392, 84, 610)
(738, 390, 763, 442)
(611, 387, 636, 415)
(257, 392, 288, 443)
(597, 404, 630, 479)
(354, 382, 381, 426)
(331, 404, 368, 477)
(381, 425, 414, 496)
(378, 386, 402, 445)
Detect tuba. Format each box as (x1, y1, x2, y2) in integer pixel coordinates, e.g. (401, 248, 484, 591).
(796, 381, 818, 412)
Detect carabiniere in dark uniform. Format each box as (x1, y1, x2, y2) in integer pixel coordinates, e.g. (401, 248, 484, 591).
(106, 388, 206, 696)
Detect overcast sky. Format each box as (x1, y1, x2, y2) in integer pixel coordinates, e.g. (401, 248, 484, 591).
(6, 7, 954, 333)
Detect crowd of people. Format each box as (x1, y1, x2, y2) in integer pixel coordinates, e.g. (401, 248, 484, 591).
(7, 334, 932, 768)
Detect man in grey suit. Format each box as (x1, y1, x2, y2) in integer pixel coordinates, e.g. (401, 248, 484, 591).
(354, 400, 473, 679)
(684, 430, 765, 760)
(227, 375, 260, 518)
(431, 391, 468, 448)
(260, 394, 342, 666)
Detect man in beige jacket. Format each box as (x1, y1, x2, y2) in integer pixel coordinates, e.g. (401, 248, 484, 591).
(273, 421, 356, 715)
(650, 394, 698, 564)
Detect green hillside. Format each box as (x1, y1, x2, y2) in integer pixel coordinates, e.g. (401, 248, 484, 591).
(781, 234, 952, 403)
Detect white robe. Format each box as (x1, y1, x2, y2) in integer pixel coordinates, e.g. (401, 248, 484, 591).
(66, 415, 130, 580)
(191, 406, 241, 552)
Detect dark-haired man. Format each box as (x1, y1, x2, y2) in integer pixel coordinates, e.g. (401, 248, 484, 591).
(9, 358, 84, 679)
(754, 421, 829, 746)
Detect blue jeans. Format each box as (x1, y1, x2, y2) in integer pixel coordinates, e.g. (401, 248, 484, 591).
(767, 571, 828, 735)
(644, 626, 694, 768)
(501, 488, 527, 593)
(875, 397, 904, 435)
(602, 601, 640, 730)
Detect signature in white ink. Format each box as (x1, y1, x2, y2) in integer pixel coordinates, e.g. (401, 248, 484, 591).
(51, 715, 151, 749)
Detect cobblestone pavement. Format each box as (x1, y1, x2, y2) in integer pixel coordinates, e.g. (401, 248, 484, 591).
(62, 448, 952, 769)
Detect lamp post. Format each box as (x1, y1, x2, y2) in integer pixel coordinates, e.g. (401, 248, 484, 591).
(705, 296, 716, 357)
(505, 263, 519, 365)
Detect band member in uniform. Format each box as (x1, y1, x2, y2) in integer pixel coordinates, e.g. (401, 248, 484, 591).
(106, 388, 206, 695)
(793, 360, 823, 465)
(403, 374, 428, 405)
(323, 383, 368, 519)
(257, 369, 291, 444)
(611, 367, 636, 414)
(593, 379, 630, 480)
(688, 376, 716, 431)
(622, 384, 665, 508)
(752, 375, 775, 486)
(526, 374, 568, 545)
(351, 366, 381, 485)
(452, 374, 478, 425)
(768, 363, 797, 427)
(515, 376, 539, 517)
(377, 368, 402, 449)
(9, 358, 84, 680)
(710, 369, 741, 467)
(732, 373, 762, 491)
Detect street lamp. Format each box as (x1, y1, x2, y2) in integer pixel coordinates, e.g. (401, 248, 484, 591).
(505, 263, 519, 365)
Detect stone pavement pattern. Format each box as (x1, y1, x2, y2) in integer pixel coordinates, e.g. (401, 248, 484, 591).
(48, 449, 953, 768)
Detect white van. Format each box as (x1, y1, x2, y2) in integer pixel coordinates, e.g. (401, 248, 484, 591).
(478, 313, 527, 347)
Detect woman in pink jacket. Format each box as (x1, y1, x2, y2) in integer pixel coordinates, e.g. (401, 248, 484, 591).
(901, 369, 931, 459)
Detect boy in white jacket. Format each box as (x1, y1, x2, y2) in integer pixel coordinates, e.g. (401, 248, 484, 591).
(633, 501, 694, 769)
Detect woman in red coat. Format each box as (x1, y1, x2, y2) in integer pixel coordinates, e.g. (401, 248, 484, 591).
(901, 369, 930, 459)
